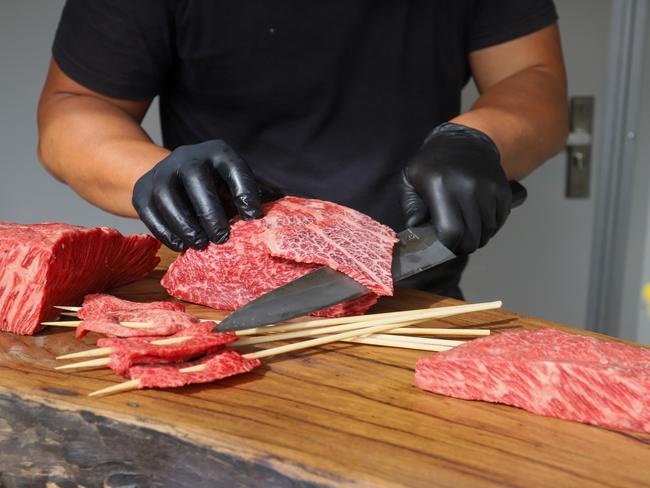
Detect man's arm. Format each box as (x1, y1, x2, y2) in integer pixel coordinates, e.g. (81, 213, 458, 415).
(37, 59, 170, 217)
(452, 24, 568, 180)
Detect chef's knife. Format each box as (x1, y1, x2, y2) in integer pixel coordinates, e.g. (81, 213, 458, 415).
(216, 181, 527, 332)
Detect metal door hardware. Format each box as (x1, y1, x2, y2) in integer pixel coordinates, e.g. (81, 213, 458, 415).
(566, 96, 594, 198)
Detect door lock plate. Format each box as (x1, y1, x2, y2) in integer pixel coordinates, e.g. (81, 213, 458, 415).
(566, 96, 594, 198)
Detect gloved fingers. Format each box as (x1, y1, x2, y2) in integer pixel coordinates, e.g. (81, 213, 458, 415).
(208, 141, 262, 220)
(456, 194, 482, 255)
(398, 170, 429, 228)
(178, 162, 230, 244)
(477, 191, 499, 249)
(132, 176, 186, 251)
(424, 178, 466, 253)
(495, 186, 513, 230)
(151, 173, 208, 249)
(137, 200, 186, 252)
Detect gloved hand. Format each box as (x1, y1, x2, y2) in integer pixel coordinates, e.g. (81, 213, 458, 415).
(399, 122, 512, 255)
(132, 140, 262, 252)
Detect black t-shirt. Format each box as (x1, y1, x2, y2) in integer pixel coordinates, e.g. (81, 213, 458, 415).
(52, 0, 557, 296)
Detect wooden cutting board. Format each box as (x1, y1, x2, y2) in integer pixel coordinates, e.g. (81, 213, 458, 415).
(0, 248, 648, 487)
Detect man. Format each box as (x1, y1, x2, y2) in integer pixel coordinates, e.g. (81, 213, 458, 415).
(38, 1, 568, 299)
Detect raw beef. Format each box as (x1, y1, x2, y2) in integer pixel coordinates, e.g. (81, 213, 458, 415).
(79, 293, 184, 319)
(76, 309, 201, 338)
(97, 330, 238, 375)
(415, 328, 650, 434)
(162, 197, 397, 317)
(0, 222, 160, 335)
(128, 350, 261, 389)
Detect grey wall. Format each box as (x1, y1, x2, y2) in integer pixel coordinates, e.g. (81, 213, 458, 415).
(0, 0, 161, 233)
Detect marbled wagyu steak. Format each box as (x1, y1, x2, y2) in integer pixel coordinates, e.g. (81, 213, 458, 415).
(0, 223, 160, 335)
(416, 328, 650, 434)
(162, 197, 399, 317)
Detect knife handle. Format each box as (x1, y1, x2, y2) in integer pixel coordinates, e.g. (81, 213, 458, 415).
(509, 181, 527, 209)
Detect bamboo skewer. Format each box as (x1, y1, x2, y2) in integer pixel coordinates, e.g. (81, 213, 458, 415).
(233, 318, 429, 346)
(56, 333, 459, 364)
(54, 306, 81, 312)
(231, 300, 502, 346)
(344, 337, 453, 351)
(182, 301, 501, 370)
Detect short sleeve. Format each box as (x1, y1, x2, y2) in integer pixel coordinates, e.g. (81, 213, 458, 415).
(52, 0, 173, 100)
(467, 0, 558, 52)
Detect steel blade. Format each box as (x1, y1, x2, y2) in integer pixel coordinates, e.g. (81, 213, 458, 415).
(392, 224, 456, 283)
(216, 267, 368, 332)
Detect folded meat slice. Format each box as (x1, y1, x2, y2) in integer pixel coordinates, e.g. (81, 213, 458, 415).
(76, 309, 201, 338)
(415, 328, 650, 434)
(162, 197, 397, 317)
(96, 329, 238, 375)
(0, 223, 160, 335)
(79, 293, 185, 320)
(128, 350, 261, 389)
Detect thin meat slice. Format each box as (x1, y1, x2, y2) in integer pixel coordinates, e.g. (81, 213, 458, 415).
(0, 222, 160, 335)
(162, 197, 397, 317)
(246, 197, 398, 295)
(76, 309, 200, 338)
(79, 293, 184, 320)
(128, 350, 261, 389)
(97, 330, 238, 376)
(415, 328, 650, 434)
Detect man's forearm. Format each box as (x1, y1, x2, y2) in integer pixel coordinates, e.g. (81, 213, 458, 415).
(38, 92, 169, 217)
(452, 66, 568, 181)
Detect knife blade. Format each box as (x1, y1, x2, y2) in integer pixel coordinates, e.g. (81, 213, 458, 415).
(216, 181, 527, 332)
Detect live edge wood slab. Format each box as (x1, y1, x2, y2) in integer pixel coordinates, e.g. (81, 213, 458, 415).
(0, 249, 648, 488)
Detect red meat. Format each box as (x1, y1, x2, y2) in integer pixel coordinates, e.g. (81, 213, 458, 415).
(128, 350, 261, 389)
(0, 222, 160, 335)
(162, 197, 397, 317)
(98, 330, 237, 375)
(76, 309, 201, 338)
(79, 293, 184, 319)
(415, 328, 650, 434)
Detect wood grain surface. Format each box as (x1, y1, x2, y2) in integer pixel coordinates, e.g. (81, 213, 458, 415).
(0, 248, 648, 487)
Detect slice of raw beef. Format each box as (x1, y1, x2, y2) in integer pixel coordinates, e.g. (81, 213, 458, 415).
(97, 330, 238, 375)
(0, 223, 160, 335)
(128, 350, 261, 389)
(162, 197, 397, 317)
(79, 293, 184, 320)
(415, 328, 650, 434)
(76, 309, 200, 338)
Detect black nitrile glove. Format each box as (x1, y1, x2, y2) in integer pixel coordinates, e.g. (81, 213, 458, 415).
(399, 123, 512, 256)
(132, 140, 262, 252)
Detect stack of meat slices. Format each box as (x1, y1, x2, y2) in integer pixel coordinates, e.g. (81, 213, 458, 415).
(0, 222, 161, 335)
(161, 197, 399, 317)
(71, 294, 257, 389)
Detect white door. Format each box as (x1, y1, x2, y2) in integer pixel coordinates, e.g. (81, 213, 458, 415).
(461, 0, 612, 329)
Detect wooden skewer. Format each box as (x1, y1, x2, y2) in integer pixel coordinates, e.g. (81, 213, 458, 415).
(42, 318, 217, 328)
(233, 304, 498, 336)
(89, 379, 141, 397)
(41, 320, 156, 329)
(344, 337, 453, 351)
(75, 336, 449, 376)
(233, 318, 430, 347)
(56, 331, 457, 362)
(182, 301, 501, 371)
(56, 335, 195, 360)
(54, 306, 81, 312)
(88, 300, 500, 397)
(230, 299, 501, 347)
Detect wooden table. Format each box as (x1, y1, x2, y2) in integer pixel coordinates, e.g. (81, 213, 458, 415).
(0, 250, 648, 487)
